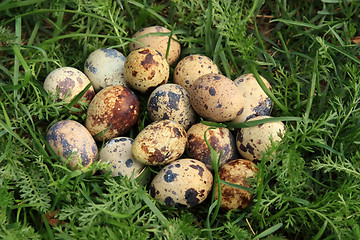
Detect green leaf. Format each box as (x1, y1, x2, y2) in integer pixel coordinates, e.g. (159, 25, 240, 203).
(252, 223, 283, 240)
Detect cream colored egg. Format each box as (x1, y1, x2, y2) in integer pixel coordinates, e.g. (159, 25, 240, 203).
(236, 116, 286, 161)
(147, 84, 197, 130)
(173, 55, 221, 92)
(84, 48, 127, 91)
(85, 86, 140, 141)
(99, 137, 145, 178)
(131, 120, 187, 165)
(150, 159, 213, 208)
(232, 73, 273, 123)
(124, 47, 169, 93)
(43, 66, 95, 104)
(190, 73, 244, 122)
(186, 122, 237, 170)
(46, 120, 98, 170)
(214, 159, 258, 210)
(129, 26, 181, 65)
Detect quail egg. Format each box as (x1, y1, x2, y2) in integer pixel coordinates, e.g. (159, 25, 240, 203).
(46, 120, 98, 170)
(231, 73, 273, 123)
(124, 47, 169, 93)
(173, 54, 221, 92)
(150, 158, 213, 209)
(236, 116, 286, 161)
(99, 137, 145, 178)
(85, 86, 140, 141)
(147, 84, 197, 130)
(84, 48, 127, 91)
(190, 73, 244, 122)
(43, 66, 95, 105)
(131, 120, 187, 166)
(214, 159, 258, 210)
(129, 25, 181, 65)
(186, 122, 237, 170)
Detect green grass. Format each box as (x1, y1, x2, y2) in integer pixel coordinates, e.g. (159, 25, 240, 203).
(1, 0, 360, 239)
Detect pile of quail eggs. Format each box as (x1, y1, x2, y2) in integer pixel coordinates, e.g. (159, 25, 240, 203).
(44, 25, 286, 211)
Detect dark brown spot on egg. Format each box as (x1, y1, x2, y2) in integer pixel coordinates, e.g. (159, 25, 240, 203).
(132, 70, 138, 77)
(209, 87, 216, 96)
(57, 77, 75, 97)
(213, 75, 221, 80)
(185, 188, 199, 207)
(147, 148, 166, 164)
(239, 143, 247, 152)
(165, 196, 175, 206)
(148, 70, 155, 80)
(139, 48, 150, 54)
(246, 143, 255, 156)
(190, 164, 204, 177)
(237, 107, 244, 116)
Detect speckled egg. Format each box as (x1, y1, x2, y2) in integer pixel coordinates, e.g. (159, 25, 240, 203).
(124, 47, 169, 93)
(43, 66, 95, 104)
(190, 73, 244, 122)
(150, 158, 213, 209)
(186, 122, 237, 170)
(131, 120, 187, 165)
(46, 120, 98, 170)
(84, 48, 127, 92)
(214, 159, 258, 210)
(129, 26, 181, 65)
(147, 84, 197, 130)
(99, 137, 145, 178)
(85, 86, 139, 141)
(173, 55, 221, 92)
(231, 73, 273, 123)
(236, 116, 286, 161)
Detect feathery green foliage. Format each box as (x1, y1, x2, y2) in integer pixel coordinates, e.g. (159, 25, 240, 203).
(1, 0, 360, 239)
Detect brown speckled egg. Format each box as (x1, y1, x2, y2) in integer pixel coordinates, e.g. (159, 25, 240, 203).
(214, 159, 258, 210)
(46, 120, 98, 170)
(129, 26, 181, 65)
(231, 73, 273, 123)
(190, 73, 244, 122)
(131, 120, 187, 165)
(85, 86, 139, 141)
(173, 55, 221, 92)
(150, 159, 213, 209)
(147, 84, 197, 130)
(124, 47, 169, 93)
(84, 48, 127, 92)
(43, 66, 95, 104)
(99, 137, 145, 178)
(186, 122, 237, 170)
(236, 116, 286, 161)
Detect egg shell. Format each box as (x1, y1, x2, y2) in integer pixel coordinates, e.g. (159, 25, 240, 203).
(85, 86, 140, 141)
(46, 120, 98, 170)
(190, 73, 244, 122)
(236, 116, 286, 161)
(214, 159, 258, 210)
(99, 137, 145, 178)
(173, 54, 221, 92)
(186, 122, 237, 170)
(129, 26, 181, 65)
(131, 120, 187, 165)
(147, 84, 197, 130)
(231, 74, 273, 123)
(124, 47, 169, 93)
(43, 66, 95, 104)
(150, 158, 213, 209)
(84, 48, 127, 92)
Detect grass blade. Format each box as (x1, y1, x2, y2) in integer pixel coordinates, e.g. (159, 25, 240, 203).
(252, 223, 283, 240)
